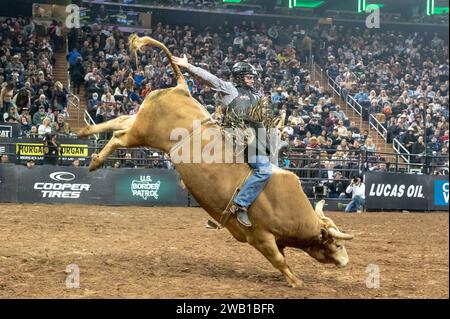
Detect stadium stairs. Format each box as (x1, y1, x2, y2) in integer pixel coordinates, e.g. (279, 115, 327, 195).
(52, 38, 86, 133)
(311, 66, 401, 165)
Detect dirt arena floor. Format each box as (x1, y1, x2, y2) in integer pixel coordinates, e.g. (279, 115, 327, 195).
(0, 203, 448, 299)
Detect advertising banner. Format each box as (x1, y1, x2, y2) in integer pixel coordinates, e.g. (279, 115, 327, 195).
(0, 123, 20, 138)
(366, 172, 429, 211)
(115, 169, 188, 206)
(15, 138, 94, 164)
(429, 176, 449, 211)
(0, 165, 18, 202)
(16, 165, 114, 204)
(0, 138, 14, 158)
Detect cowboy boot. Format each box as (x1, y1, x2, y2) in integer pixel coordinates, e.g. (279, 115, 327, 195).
(230, 204, 252, 227)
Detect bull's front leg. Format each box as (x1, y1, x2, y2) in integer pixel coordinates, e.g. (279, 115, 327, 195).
(78, 115, 135, 138)
(248, 232, 303, 288)
(89, 129, 132, 171)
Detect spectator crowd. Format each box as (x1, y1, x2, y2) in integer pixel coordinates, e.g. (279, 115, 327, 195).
(1, 12, 448, 176)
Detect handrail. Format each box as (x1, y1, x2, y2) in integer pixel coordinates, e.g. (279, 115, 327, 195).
(68, 93, 81, 129)
(66, 37, 71, 94)
(346, 94, 363, 117)
(313, 62, 323, 83)
(393, 138, 411, 164)
(369, 114, 388, 142)
(83, 110, 99, 140)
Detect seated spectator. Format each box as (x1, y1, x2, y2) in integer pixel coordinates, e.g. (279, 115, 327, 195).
(122, 152, 137, 168)
(19, 114, 32, 136)
(33, 105, 47, 125)
(149, 152, 166, 169)
(317, 130, 328, 146)
(26, 159, 35, 169)
(354, 85, 370, 104)
(361, 137, 377, 153)
(320, 161, 335, 183)
(3, 105, 19, 122)
(400, 127, 417, 152)
(336, 120, 348, 138)
(27, 125, 39, 138)
(323, 138, 336, 156)
(282, 122, 294, 137)
(329, 128, 342, 146)
(52, 114, 71, 136)
(333, 105, 347, 122)
(331, 149, 348, 169)
(1, 153, 9, 164)
(87, 92, 100, 121)
(72, 159, 81, 167)
(411, 135, 426, 163)
(38, 117, 53, 137)
(305, 117, 322, 137)
(307, 136, 320, 149)
(327, 171, 348, 199)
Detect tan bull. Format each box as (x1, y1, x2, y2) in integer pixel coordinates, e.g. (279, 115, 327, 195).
(78, 35, 354, 288)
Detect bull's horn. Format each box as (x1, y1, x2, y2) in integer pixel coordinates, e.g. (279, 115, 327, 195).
(315, 200, 325, 218)
(328, 227, 354, 240)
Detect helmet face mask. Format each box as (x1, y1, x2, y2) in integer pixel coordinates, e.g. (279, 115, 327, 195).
(232, 62, 258, 89)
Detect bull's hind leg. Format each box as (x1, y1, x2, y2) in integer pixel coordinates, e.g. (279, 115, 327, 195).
(78, 115, 135, 138)
(89, 129, 135, 171)
(249, 233, 303, 288)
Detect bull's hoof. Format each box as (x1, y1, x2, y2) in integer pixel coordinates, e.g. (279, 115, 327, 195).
(288, 279, 304, 288)
(88, 154, 100, 172)
(77, 126, 91, 138)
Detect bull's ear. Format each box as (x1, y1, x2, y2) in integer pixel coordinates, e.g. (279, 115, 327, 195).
(319, 228, 329, 242)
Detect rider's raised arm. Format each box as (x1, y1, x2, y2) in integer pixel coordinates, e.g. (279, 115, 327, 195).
(186, 64, 237, 96)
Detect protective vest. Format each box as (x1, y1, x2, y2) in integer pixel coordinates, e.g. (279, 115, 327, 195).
(226, 86, 258, 121)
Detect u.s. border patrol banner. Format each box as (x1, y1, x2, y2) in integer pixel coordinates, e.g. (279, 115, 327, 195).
(114, 168, 188, 206)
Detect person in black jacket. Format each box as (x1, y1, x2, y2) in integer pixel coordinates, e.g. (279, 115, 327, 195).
(43, 134, 61, 165)
(69, 57, 85, 94)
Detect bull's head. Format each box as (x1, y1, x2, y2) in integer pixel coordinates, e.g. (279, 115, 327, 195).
(303, 200, 354, 267)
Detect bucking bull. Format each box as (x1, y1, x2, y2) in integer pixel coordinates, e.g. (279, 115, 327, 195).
(78, 35, 354, 288)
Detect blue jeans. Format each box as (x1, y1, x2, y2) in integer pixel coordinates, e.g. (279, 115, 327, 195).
(234, 155, 272, 208)
(345, 195, 365, 212)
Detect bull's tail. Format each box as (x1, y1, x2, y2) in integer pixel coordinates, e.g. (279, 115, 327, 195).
(128, 34, 187, 89)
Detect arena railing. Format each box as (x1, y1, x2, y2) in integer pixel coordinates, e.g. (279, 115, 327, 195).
(83, 111, 99, 140)
(1, 140, 447, 175)
(393, 138, 411, 164)
(368, 114, 388, 144)
(345, 94, 363, 117)
(67, 93, 81, 130)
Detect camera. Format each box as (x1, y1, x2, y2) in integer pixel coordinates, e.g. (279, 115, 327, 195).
(313, 182, 329, 199)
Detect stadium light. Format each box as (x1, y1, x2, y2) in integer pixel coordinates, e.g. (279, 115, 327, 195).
(289, 0, 325, 9)
(358, 0, 383, 13)
(427, 0, 449, 15)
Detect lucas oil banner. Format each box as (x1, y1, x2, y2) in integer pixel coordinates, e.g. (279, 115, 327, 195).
(365, 172, 448, 211)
